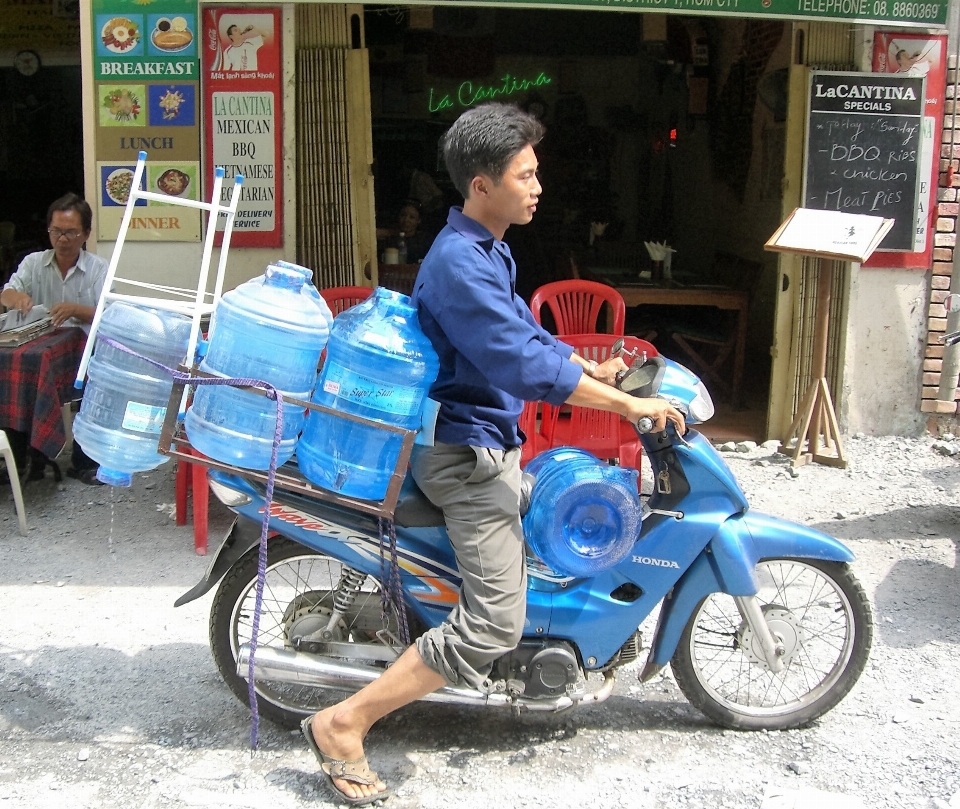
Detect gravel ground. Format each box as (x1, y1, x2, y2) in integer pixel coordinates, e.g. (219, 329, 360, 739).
(1, 433, 959, 809)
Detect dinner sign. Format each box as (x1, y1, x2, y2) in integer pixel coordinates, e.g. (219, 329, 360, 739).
(91, 0, 201, 242)
(202, 7, 283, 247)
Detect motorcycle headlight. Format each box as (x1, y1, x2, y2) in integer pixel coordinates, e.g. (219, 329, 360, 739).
(688, 379, 715, 423)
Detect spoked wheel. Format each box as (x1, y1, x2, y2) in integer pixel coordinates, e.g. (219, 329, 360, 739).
(671, 558, 873, 730)
(209, 537, 403, 729)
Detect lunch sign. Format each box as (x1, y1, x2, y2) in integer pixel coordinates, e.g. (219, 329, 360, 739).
(475, 0, 946, 26)
(91, 0, 202, 242)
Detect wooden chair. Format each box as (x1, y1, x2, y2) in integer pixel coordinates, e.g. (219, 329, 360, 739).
(378, 263, 420, 297)
(543, 334, 658, 474)
(529, 279, 626, 336)
(320, 285, 373, 316)
(669, 253, 761, 402)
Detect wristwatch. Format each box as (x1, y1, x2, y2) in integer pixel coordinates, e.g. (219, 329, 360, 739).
(586, 359, 598, 377)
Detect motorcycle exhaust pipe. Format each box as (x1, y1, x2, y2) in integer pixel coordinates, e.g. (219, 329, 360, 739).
(236, 645, 614, 712)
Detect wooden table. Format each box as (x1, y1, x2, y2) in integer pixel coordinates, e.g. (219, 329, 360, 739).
(606, 282, 749, 404)
(0, 327, 85, 459)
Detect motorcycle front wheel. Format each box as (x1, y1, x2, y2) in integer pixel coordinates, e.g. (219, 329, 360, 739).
(209, 537, 402, 729)
(671, 558, 873, 731)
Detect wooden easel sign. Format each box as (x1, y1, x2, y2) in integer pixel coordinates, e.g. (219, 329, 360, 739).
(765, 209, 893, 468)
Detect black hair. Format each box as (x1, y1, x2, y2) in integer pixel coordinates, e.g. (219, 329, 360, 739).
(440, 103, 545, 198)
(47, 192, 92, 233)
(226, 24, 239, 37)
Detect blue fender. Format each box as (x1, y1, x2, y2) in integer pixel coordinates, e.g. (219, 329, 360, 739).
(646, 511, 855, 669)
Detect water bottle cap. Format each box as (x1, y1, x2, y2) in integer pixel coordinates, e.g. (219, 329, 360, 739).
(97, 468, 133, 487)
(275, 259, 313, 281)
(264, 264, 306, 290)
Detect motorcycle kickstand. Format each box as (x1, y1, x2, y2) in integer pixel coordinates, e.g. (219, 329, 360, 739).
(734, 595, 786, 673)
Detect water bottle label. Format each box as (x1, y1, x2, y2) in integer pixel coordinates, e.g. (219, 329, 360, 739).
(322, 364, 423, 416)
(122, 401, 167, 434)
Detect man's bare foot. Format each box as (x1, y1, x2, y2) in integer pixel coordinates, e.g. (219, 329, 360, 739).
(309, 707, 388, 800)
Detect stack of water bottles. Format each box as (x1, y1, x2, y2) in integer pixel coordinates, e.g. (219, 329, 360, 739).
(74, 261, 440, 504)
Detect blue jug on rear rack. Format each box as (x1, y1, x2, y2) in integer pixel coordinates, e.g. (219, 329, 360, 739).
(73, 302, 193, 487)
(297, 287, 439, 501)
(184, 264, 330, 470)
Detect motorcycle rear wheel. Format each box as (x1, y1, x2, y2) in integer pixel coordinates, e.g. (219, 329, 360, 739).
(209, 537, 401, 729)
(671, 558, 873, 731)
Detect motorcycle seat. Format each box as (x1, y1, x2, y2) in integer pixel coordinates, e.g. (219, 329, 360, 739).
(393, 471, 536, 529)
(394, 474, 446, 528)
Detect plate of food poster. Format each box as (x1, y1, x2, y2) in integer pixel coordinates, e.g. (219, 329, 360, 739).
(149, 15, 195, 55)
(100, 85, 145, 127)
(101, 165, 146, 207)
(100, 16, 141, 55)
(149, 163, 198, 202)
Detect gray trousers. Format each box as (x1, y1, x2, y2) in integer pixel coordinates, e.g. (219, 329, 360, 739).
(410, 442, 526, 690)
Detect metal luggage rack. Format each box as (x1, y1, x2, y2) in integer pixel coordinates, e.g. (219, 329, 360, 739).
(156, 368, 417, 521)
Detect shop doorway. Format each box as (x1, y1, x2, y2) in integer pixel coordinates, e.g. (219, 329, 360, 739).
(364, 6, 791, 439)
(0, 64, 84, 285)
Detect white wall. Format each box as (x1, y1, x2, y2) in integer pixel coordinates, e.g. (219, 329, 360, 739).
(840, 267, 929, 435)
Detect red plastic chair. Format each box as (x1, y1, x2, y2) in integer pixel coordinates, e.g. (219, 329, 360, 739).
(518, 400, 553, 469)
(320, 285, 373, 316)
(529, 280, 626, 336)
(175, 446, 209, 555)
(544, 334, 658, 472)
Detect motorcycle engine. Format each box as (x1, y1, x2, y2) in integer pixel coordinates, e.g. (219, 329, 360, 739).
(491, 640, 580, 699)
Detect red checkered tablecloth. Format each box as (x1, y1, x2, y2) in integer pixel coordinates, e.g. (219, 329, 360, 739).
(0, 327, 86, 459)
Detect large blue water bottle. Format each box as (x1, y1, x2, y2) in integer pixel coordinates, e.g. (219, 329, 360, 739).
(184, 264, 330, 469)
(275, 260, 334, 332)
(523, 447, 641, 577)
(298, 288, 439, 500)
(73, 302, 193, 487)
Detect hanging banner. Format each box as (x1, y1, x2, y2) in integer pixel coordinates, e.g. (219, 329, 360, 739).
(864, 32, 948, 269)
(91, 0, 201, 241)
(466, 0, 946, 28)
(202, 6, 282, 247)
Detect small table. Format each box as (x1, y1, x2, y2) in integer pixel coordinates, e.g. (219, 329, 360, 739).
(0, 327, 86, 459)
(599, 278, 749, 405)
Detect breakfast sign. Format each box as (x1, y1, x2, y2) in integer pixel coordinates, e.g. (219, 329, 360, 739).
(91, 0, 201, 241)
(202, 7, 283, 247)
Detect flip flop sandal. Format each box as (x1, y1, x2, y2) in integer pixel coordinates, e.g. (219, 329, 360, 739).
(300, 716, 392, 805)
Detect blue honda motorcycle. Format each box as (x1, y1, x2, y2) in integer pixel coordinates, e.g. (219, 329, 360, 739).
(176, 352, 873, 732)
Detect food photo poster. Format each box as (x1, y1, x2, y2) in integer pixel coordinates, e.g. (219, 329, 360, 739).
(92, 0, 202, 241)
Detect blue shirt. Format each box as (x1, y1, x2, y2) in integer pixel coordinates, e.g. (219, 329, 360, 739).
(412, 208, 582, 450)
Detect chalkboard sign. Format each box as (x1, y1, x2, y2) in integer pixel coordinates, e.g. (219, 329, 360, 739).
(803, 71, 925, 252)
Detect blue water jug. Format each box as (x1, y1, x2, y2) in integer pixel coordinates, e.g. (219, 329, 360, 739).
(275, 260, 334, 332)
(298, 287, 439, 500)
(184, 264, 330, 469)
(523, 447, 641, 578)
(73, 302, 193, 487)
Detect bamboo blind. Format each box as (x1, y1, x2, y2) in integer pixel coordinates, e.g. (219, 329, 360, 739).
(295, 4, 361, 289)
(787, 23, 855, 418)
(297, 47, 355, 288)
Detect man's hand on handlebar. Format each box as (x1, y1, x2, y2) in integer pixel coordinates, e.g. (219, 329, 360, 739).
(625, 398, 686, 436)
(590, 356, 628, 386)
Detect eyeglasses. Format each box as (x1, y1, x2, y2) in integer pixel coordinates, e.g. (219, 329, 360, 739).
(48, 227, 82, 240)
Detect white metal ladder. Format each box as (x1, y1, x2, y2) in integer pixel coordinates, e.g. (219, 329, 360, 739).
(75, 150, 244, 404)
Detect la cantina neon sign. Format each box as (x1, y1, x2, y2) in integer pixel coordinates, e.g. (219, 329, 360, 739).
(428, 72, 551, 113)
